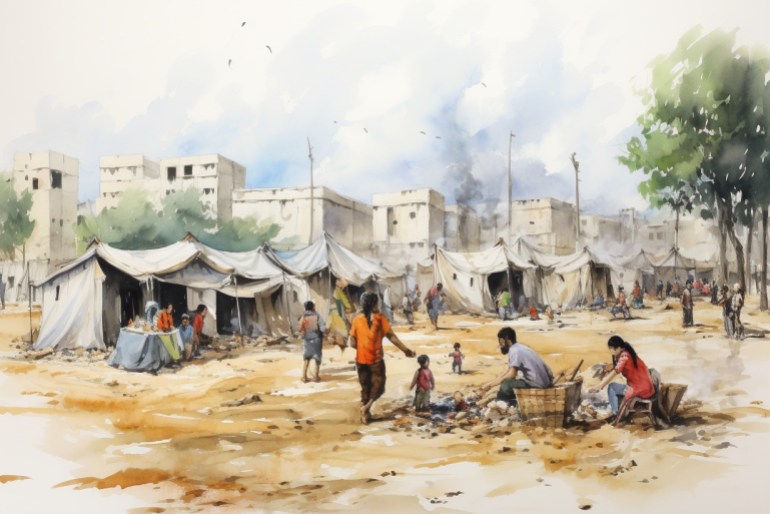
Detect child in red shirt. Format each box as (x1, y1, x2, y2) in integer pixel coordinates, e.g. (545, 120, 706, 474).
(410, 354, 435, 413)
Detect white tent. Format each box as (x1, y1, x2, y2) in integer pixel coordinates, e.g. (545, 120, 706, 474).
(34, 240, 295, 351)
(552, 246, 619, 309)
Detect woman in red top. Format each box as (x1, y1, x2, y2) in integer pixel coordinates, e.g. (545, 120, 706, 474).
(589, 335, 654, 419)
(349, 292, 415, 424)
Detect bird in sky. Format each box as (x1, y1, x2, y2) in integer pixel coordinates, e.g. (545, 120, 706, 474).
(419, 131, 426, 135)
(481, 82, 487, 87)
(228, 59, 232, 68)
(363, 128, 368, 134)
(266, 45, 273, 54)
(435, 136, 441, 139)
(241, 21, 246, 27)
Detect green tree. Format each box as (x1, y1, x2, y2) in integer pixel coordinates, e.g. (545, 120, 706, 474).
(621, 27, 770, 292)
(0, 174, 35, 260)
(201, 216, 281, 252)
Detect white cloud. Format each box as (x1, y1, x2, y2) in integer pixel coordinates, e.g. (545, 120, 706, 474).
(2, 0, 770, 217)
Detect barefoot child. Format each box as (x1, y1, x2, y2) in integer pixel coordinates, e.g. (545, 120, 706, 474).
(449, 342, 465, 374)
(410, 354, 435, 413)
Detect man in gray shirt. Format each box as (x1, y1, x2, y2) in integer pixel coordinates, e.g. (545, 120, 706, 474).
(480, 326, 553, 404)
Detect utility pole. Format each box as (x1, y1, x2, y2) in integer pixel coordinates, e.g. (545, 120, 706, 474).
(507, 132, 515, 243)
(570, 152, 581, 249)
(307, 137, 314, 246)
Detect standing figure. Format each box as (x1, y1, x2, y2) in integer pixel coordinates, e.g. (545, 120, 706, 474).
(665, 281, 673, 298)
(449, 342, 464, 374)
(718, 285, 734, 338)
(681, 280, 694, 327)
(611, 286, 630, 319)
(710, 280, 719, 305)
(0, 273, 5, 310)
(731, 283, 744, 339)
(329, 278, 354, 349)
(410, 354, 434, 413)
(190, 304, 208, 360)
(496, 289, 511, 320)
(424, 283, 445, 330)
(178, 314, 193, 363)
(631, 280, 644, 309)
(299, 300, 326, 382)
(349, 292, 416, 424)
(402, 292, 414, 324)
(656, 279, 664, 301)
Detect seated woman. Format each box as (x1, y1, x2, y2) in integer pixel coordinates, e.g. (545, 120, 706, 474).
(589, 335, 654, 421)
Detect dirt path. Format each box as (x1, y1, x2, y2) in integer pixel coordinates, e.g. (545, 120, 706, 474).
(1, 297, 769, 513)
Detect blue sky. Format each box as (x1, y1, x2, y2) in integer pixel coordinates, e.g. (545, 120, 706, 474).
(2, 0, 770, 217)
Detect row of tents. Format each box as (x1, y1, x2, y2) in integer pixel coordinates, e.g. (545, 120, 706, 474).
(32, 233, 715, 352)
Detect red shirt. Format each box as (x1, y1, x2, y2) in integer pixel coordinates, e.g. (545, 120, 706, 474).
(615, 350, 654, 400)
(416, 368, 434, 391)
(193, 313, 205, 335)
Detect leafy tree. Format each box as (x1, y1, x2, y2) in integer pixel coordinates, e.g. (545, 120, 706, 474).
(200, 216, 280, 251)
(621, 27, 770, 292)
(0, 174, 35, 260)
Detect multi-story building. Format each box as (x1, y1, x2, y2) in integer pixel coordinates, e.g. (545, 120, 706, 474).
(444, 204, 481, 252)
(232, 186, 373, 253)
(12, 151, 79, 263)
(159, 154, 245, 219)
(510, 198, 576, 255)
(580, 214, 623, 249)
(97, 154, 160, 212)
(371, 189, 445, 263)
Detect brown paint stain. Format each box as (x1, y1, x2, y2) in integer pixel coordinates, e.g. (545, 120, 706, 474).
(56, 468, 172, 490)
(0, 475, 30, 484)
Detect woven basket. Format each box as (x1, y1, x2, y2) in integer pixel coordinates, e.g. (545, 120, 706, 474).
(514, 379, 583, 428)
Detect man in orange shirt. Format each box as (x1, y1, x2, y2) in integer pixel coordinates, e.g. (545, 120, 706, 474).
(156, 304, 175, 332)
(350, 292, 416, 424)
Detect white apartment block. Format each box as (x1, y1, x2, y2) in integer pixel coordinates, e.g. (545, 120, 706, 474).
(12, 151, 79, 262)
(159, 154, 246, 219)
(510, 197, 576, 255)
(371, 189, 445, 262)
(232, 186, 373, 253)
(97, 154, 160, 212)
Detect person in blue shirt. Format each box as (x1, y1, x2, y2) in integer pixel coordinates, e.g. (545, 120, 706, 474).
(178, 313, 194, 361)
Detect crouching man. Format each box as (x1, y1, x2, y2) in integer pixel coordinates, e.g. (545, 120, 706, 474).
(479, 327, 553, 404)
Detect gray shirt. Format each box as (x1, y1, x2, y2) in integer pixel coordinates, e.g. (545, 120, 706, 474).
(507, 343, 553, 388)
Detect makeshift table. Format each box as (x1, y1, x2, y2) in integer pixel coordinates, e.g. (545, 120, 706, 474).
(107, 328, 183, 373)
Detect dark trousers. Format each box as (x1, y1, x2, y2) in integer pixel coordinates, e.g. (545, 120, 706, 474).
(496, 378, 529, 404)
(357, 360, 386, 405)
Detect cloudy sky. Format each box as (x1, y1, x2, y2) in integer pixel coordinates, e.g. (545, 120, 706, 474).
(2, 0, 769, 218)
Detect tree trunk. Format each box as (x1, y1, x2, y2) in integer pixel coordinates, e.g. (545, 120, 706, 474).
(716, 200, 729, 285)
(762, 207, 768, 311)
(746, 209, 754, 294)
(721, 197, 746, 292)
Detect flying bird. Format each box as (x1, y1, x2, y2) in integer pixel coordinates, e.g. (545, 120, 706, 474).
(228, 59, 232, 68)
(481, 82, 487, 87)
(265, 45, 273, 54)
(241, 21, 246, 27)
(419, 131, 426, 135)
(363, 128, 368, 134)
(435, 135, 441, 139)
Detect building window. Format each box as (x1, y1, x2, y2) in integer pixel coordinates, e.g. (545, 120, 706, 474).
(32, 178, 39, 190)
(55, 285, 60, 301)
(51, 170, 62, 188)
(60, 219, 63, 227)
(452, 273, 457, 280)
(470, 277, 474, 287)
(167, 167, 177, 180)
(8, 276, 14, 288)
(184, 164, 193, 176)
(387, 207, 396, 237)
(649, 233, 654, 241)
(657, 233, 663, 240)
(409, 211, 416, 219)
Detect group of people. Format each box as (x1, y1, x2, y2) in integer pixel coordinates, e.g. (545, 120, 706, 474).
(144, 302, 209, 362)
(718, 283, 745, 339)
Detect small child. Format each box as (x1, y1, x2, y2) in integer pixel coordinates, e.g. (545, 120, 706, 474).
(449, 342, 465, 374)
(410, 354, 434, 413)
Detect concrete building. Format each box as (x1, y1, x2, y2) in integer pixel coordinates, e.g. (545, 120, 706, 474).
(510, 198, 576, 255)
(580, 214, 623, 249)
(444, 204, 481, 252)
(97, 155, 160, 212)
(159, 154, 245, 219)
(371, 189, 445, 262)
(12, 151, 79, 263)
(232, 186, 373, 253)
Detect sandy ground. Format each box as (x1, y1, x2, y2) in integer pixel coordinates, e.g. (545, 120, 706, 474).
(2, 297, 770, 514)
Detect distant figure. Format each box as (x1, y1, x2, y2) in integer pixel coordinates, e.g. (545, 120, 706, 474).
(0, 273, 5, 310)
(410, 354, 435, 413)
(631, 280, 644, 309)
(665, 281, 673, 298)
(402, 292, 414, 324)
(719, 285, 734, 338)
(329, 278, 354, 348)
(591, 294, 605, 310)
(656, 279, 664, 301)
(731, 283, 745, 339)
(299, 300, 326, 383)
(529, 305, 540, 320)
(190, 304, 208, 359)
(710, 280, 719, 305)
(449, 342, 464, 374)
(672, 278, 682, 298)
(178, 314, 193, 360)
(411, 285, 422, 312)
(496, 289, 512, 320)
(681, 280, 694, 327)
(611, 286, 630, 319)
(156, 303, 174, 332)
(424, 283, 445, 330)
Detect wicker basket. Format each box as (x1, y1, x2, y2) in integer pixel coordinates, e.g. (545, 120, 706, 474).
(514, 379, 583, 428)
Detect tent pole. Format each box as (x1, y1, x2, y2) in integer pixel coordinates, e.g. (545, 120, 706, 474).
(282, 271, 294, 335)
(28, 261, 32, 345)
(234, 275, 243, 335)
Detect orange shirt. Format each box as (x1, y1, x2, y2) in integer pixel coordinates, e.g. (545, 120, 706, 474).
(156, 311, 174, 331)
(350, 312, 392, 365)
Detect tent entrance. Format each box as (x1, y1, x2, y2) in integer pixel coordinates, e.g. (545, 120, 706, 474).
(119, 284, 142, 328)
(158, 282, 188, 327)
(487, 268, 524, 311)
(216, 293, 259, 336)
